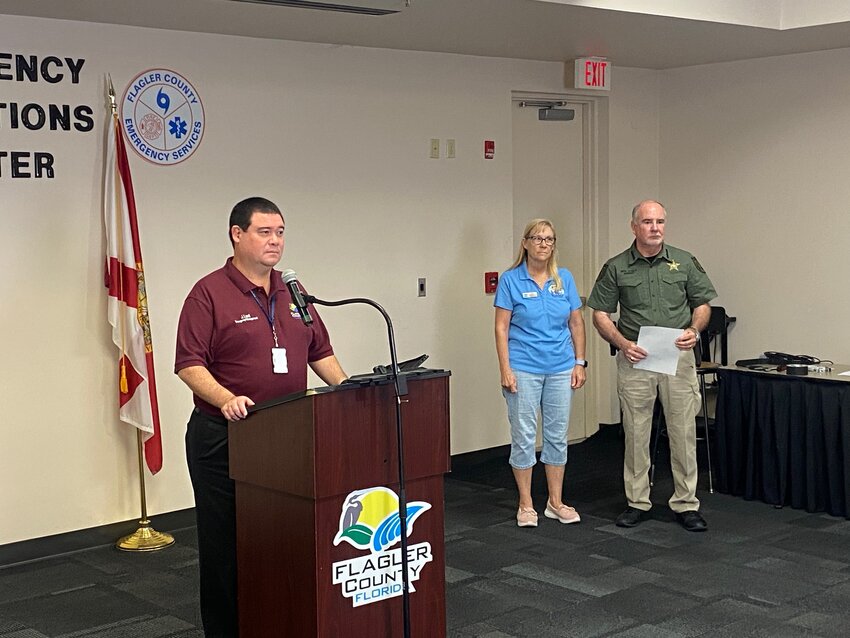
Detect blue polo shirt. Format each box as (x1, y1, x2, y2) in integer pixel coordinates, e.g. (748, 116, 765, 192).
(494, 262, 582, 374)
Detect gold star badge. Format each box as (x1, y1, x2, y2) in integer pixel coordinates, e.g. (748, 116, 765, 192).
(668, 260, 680, 271)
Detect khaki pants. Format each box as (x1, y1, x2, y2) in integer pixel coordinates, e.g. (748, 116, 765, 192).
(617, 349, 701, 512)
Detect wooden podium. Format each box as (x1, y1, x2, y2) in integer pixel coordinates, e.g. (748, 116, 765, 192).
(229, 370, 450, 637)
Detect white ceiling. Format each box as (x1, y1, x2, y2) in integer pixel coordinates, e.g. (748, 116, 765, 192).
(4, 0, 850, 69)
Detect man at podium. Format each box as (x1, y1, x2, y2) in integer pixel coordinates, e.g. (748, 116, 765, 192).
(175, 196, 347, 637)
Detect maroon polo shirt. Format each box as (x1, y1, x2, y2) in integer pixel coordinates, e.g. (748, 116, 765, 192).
(175, 258, 334, 416)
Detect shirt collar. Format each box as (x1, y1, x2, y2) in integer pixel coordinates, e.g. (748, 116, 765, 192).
(628, 241, 669, 265)
(223, 257, 284, 295)
(518, 260, 551, 283)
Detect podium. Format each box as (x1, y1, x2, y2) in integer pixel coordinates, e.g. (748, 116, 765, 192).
(229, 370, 450, 637)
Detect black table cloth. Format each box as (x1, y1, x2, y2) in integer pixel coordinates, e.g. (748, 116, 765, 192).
(715, 367, 850, 518)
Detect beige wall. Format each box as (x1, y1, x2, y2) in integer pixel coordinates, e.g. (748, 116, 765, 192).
(1, 15, 664, 544)
(596, 67, 661, 423)
(8, 10, 849, 549)
(24, 9, 843, 547)
(659, 48, 850, 366)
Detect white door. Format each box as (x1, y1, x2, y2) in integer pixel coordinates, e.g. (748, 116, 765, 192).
(511, 99, 590, 441)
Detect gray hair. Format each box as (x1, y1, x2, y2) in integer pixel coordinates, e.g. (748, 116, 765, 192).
(631, 199, 666, 222)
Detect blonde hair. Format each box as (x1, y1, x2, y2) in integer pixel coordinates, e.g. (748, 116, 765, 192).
(510, 218, 562, 291)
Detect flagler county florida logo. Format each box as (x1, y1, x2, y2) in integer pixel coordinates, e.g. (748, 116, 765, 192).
(332, 486, 433, 607)
(120, 68, 205, 166)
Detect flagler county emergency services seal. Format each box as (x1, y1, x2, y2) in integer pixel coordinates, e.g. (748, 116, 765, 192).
(120, 69, 205, 166)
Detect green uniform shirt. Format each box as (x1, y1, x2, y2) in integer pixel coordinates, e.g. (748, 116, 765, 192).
(587, 242, 717, 342)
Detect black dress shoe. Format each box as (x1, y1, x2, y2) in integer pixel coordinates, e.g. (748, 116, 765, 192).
(615, 506, 645, 528)
(676, 510, 707, 532)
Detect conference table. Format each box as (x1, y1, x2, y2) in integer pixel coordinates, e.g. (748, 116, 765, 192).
(714, 364, 850, 518)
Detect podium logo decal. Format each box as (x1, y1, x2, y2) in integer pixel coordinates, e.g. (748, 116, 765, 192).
(332, 486, 433, 607)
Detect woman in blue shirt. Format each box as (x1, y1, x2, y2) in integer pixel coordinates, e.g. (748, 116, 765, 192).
(494, 219, 587, 527)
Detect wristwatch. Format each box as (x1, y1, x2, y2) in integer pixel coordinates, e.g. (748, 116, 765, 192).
(575, 359, 588, 368)
(686, 326, 701, 341)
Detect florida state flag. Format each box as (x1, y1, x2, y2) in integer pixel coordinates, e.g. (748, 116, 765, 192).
(103, 106, 163, 474)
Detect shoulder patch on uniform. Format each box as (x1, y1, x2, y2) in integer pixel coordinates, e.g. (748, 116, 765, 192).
(595, 265, 609, 283)
(692, 256, 706, 273)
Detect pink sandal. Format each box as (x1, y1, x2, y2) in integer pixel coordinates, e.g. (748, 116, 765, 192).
(545, 501, 581, 524)
(516, 507, 538, 527)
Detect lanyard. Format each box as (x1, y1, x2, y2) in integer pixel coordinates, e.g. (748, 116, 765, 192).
(249, 289, 279, 348)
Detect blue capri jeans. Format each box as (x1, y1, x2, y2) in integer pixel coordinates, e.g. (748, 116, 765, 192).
(503, 369, 574, 469)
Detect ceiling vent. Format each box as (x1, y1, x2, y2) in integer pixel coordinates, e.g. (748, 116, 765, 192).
(229, 0, 409, 15)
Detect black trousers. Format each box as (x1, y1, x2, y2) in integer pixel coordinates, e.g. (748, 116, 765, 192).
(186, 408, 238, 637)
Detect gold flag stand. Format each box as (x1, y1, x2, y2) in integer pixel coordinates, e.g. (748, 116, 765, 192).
(116, 430, 175, 552)
(107, 75, 172, 553)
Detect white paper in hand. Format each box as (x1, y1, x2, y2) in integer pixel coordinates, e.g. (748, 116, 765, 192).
(634, 326, 682, 376)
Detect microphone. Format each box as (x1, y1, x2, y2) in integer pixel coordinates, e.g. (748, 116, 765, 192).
(280, 269, 313, 326)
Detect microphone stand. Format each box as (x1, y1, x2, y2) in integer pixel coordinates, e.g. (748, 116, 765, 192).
(304, 294, 412, 638)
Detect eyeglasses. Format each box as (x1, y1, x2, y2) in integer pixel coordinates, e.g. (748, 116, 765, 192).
(526, 235, 556, 246)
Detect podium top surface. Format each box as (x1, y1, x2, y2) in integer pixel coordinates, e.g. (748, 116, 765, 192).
(249, 367, 451, 414)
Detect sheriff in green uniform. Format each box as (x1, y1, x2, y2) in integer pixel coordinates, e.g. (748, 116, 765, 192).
(587, 200, 716, 532)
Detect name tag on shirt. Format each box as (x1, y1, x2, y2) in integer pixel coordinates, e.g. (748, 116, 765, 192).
(272, 347, 288, 374)
(522, 291, 538, 299)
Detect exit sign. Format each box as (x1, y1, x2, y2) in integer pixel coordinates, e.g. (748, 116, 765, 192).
(574, 58, 610, 91)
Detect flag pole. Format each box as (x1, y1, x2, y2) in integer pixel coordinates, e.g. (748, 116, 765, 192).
(116, 430, 175, 551)
(107, 75, 174, 552)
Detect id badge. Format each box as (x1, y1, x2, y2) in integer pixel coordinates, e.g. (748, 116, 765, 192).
(272, 347, 288, 374)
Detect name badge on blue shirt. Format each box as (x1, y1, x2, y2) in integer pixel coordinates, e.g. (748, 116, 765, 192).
(522, 291, 538, 298)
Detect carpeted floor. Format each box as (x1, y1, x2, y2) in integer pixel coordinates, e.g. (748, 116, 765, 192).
(3, 425, 850, 637)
